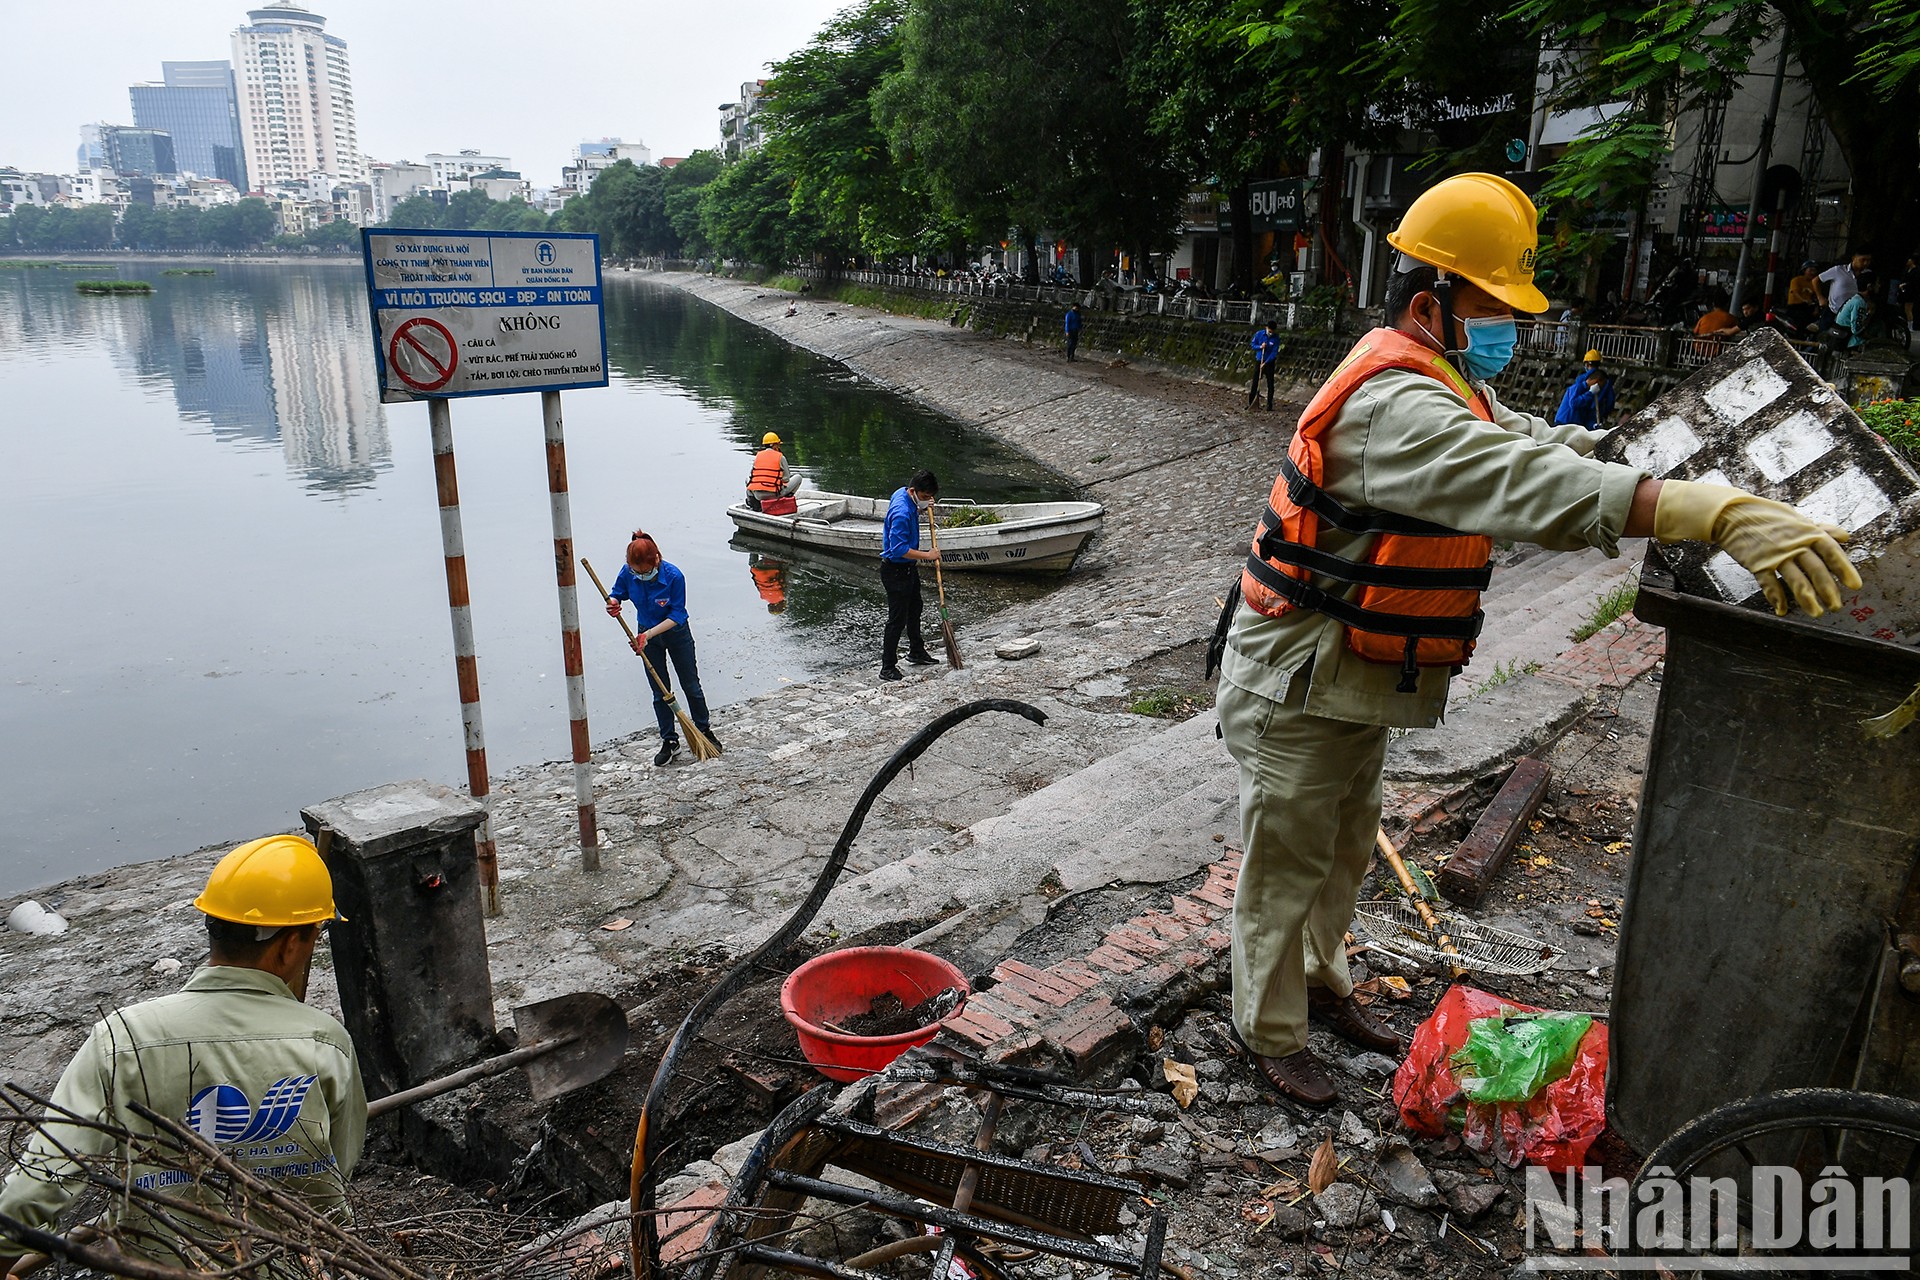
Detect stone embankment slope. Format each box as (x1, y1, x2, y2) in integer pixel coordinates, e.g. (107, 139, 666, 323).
(0, 273, 1651, 1099)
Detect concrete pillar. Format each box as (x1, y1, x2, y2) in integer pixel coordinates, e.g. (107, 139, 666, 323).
(303, 780, 498, 1096)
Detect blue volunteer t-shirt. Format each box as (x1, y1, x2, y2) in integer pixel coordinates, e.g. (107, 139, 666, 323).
(611, 560, 692, 630)
(1251, 329, 1278, 361)
(881, 487, 921, 562)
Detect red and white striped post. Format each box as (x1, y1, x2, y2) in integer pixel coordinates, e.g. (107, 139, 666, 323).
(428, 398, 501, 914)
(542, 390, 600, 867)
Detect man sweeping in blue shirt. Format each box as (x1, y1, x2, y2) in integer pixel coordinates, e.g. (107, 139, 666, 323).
(878, 471, 942, 681)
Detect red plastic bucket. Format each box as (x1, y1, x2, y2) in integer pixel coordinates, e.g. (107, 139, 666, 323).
(780, 946, 969, 1082)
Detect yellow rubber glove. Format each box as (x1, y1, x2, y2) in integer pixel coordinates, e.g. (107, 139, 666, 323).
(1653, 479, 1862, 617)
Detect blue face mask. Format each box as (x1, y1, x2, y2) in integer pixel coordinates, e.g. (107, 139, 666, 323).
(635, 568, 659, 582)
(1455, 314, 1518, 381)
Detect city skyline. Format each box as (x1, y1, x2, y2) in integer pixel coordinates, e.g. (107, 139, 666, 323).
(1, 0, 847, 188)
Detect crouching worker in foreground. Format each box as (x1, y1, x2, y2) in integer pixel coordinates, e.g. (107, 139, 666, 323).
(1215, 172, 1861, 1108)
(0, 836, 366, 1273)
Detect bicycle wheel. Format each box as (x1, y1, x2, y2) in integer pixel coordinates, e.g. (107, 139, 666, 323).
(1617, 1088, 1920, 1277)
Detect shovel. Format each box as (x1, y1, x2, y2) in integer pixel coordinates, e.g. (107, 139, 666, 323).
(926, 514, 963, 670)
(367, 991, 629, 1117)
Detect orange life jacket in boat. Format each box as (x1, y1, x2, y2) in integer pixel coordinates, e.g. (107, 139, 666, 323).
(1239, 328, 1495, 693)
(748, 447, 786, 494)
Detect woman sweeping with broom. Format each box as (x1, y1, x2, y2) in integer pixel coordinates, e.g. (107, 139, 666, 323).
(599, 530, 721, 766)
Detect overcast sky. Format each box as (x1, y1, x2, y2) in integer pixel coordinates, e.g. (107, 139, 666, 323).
(1, 0, 850, 185)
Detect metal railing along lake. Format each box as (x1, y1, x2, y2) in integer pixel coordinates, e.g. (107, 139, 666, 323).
(632, 263, 1841, 378)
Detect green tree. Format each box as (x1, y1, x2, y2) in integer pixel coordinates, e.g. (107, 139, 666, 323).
(877, 0, 1187, 279)
(384, 194, 446, 228)
(117, 203, 166, 250)
(67, 204, 117, 250)
(664, 151, 725, 255)
(761, 0, 939, 260)
(1217, 0, 1531, 291)
(11, 205, 46, 249)
(699, 149, 816, 264)
(168, 205, 206, 249)
(1513, 0, 1920, 261)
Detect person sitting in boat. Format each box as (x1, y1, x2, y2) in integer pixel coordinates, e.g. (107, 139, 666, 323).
(606, 531, 720, 766)
(746, 433, 803, 514)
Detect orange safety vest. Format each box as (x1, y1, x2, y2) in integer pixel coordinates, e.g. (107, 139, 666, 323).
(748, 447, 786, 494)
(751, 562, 786, 606)
(1239, 328, 1495, 693)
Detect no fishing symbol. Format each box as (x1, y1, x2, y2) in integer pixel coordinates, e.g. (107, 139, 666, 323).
(389, 316, 457, 392)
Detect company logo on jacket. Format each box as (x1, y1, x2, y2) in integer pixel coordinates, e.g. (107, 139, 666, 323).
(185, 1074, 319, 1144)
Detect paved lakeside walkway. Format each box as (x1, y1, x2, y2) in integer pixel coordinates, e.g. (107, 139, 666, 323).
(0, 273, 1652, 1098)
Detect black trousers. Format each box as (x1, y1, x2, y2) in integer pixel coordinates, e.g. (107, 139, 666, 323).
(1249, 358, 1276, 407)
(1065, 331, 1079, 360)
(880, 560, 927, 666)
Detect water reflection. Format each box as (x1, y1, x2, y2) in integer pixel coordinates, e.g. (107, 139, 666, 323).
(0, 266, 1072, 894)
(2, 263, 389, 492)
(748, 552, 789, 614)
(602, 280, 1061, 503)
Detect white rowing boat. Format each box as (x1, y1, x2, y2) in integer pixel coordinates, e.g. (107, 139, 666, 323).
(726, 490, 1104, 573)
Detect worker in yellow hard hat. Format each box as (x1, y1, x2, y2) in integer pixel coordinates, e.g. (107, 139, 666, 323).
(1554, 348, 1616, 428)
(1212, 172, 1860, 1108)
(745, 431, 803, 514)
(0, 837, 367, 1272)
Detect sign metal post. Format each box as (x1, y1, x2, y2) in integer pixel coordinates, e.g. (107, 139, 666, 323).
(362, 229, 611, 895)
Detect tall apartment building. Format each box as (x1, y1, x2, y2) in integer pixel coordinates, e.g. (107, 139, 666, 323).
(231, 3, 364, 188)
(131, 61, 249, 190)
(719, 81, 768, 160)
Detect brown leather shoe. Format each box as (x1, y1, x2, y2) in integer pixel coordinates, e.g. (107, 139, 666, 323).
(1248, 1047, 1339, 1107)
(1308, 987, 1405, 1054)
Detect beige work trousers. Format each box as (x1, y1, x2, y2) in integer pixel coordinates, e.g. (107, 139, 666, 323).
(1218, 672, 1389, 1058)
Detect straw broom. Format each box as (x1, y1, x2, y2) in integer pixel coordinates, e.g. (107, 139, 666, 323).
(582, 558, 722, 761)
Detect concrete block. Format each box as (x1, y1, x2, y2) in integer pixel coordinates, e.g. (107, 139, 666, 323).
(1594, 327, 1920, 643)
(303, 780, 496, 1095)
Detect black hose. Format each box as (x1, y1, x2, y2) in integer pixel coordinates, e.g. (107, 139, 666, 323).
(630, 697, 1048, 1279)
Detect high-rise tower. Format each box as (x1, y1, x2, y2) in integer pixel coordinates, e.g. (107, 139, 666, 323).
(131, 62, 249, 189)
(230, 3, 363, 187)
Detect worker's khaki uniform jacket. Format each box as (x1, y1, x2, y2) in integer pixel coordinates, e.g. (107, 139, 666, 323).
(1216, 362, 1646, 1059)
(0, 965, 366, 1260)
(1219, 365, 1647, 728)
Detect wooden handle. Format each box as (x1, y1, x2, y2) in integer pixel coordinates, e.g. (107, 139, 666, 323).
(582, 557, 674, 702)
(1374, 828, 1464, 976)
(927, 514, 949, 605)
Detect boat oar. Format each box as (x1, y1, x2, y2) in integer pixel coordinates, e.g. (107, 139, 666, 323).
(926, 514, 963, 670)
(582, 558, 722, 761)
(1374, 828, 1465, 979)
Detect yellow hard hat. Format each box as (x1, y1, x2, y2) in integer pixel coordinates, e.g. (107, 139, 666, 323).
(761, 432, 783, 446)
(1386, 173, 1550, 314)
(1584, 349, 1604, 363)
(194, 835, 339, 927)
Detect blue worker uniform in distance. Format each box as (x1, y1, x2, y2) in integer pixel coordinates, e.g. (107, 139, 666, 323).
(1553, 372, 1616, 428)
(609, 561, 692, 630)
(1251, 330, 1279, 362)
(882, 487, 921, 562)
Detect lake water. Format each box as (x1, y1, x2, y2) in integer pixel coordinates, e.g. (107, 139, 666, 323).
(0, 263, 1067, 895)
